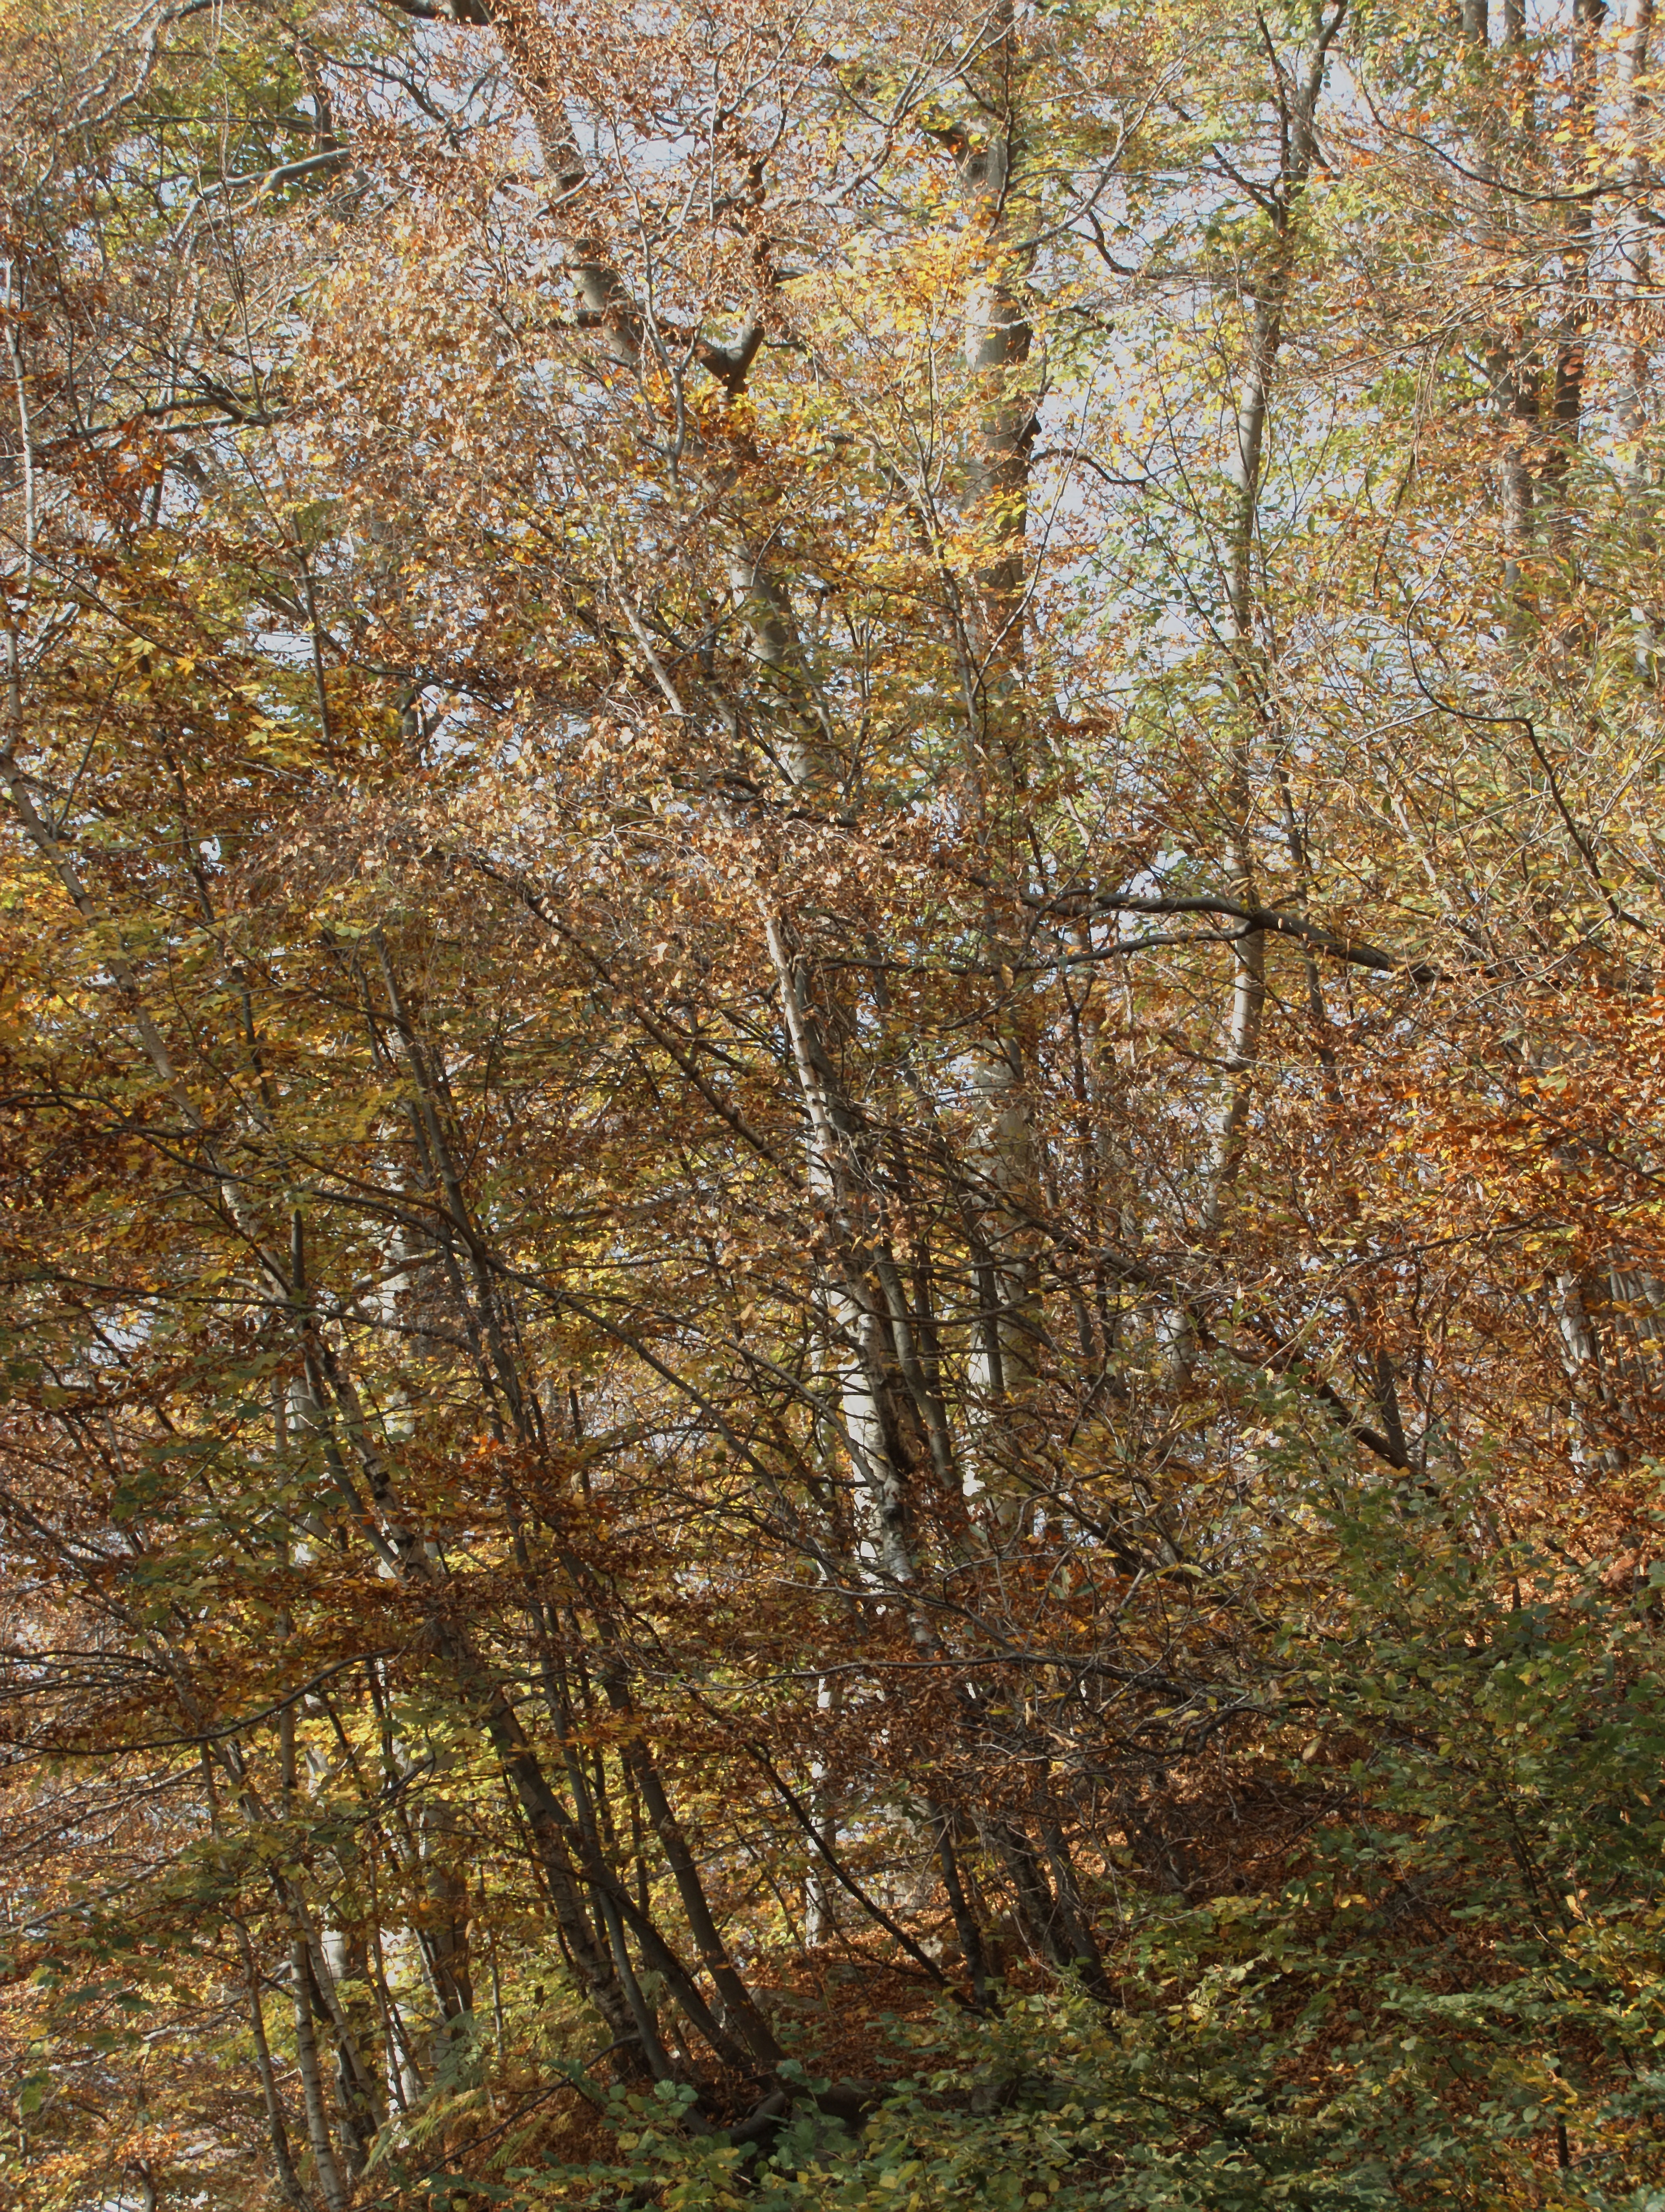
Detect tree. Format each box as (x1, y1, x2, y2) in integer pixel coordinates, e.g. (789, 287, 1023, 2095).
(2, 0, 1665, 2205)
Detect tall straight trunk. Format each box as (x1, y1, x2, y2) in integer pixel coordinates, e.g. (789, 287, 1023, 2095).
(1543, 0, 1604, 552)
(1480, 4, 1538, 618)
(1201, 289, 1277, 1233)
(238, 1929, 312, 2212)
(1619, 0, 1656, 673)
(280, 1679, 349, 2212)
(1619, 0, 1655, 461)
(764, 913, 918, 1587)
(288, 1936, 348, 2212)
(1490, 356, 1538, 617)
(959, 94, 1033, 761)
(419, 1797, 475, 2066)
(726, 551, 837, 789)
(1198, 4, 1347, 1238)
(802, 1676, 840, 1950)
(316, 1923, 382, 2173)
(954, 3, 1045, 1448)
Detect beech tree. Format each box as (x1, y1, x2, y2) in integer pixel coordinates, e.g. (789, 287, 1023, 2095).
(3, 0, 1665, 2206)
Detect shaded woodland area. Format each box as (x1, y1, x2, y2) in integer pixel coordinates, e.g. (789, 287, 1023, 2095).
(3, 0, 1665, 2204)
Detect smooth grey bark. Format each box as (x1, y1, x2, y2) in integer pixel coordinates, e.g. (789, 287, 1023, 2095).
(281, 1717, 349, 2212)
(1543, 0, 1605, 549)
(291, 1948, 349, 2208)
(725, 551, 838, 790)
(1619, 0, 1657, 672)
(950, 6, 1046, 1448)
(1199, 5, 1347, 1234)
(764, 911, 918, 1589)
(1200, 283, 1277, 1235)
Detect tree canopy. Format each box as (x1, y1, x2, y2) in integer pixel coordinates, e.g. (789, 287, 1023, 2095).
(2, 0, 1665, 2206)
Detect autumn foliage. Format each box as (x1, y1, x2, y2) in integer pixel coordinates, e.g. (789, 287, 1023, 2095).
(2, 0, 1665, 2206)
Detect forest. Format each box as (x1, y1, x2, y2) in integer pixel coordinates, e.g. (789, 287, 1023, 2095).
(2, 0, 1664, 2205)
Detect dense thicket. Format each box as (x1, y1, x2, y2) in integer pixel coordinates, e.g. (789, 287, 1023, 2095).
(2, 1, 1665, 2205)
